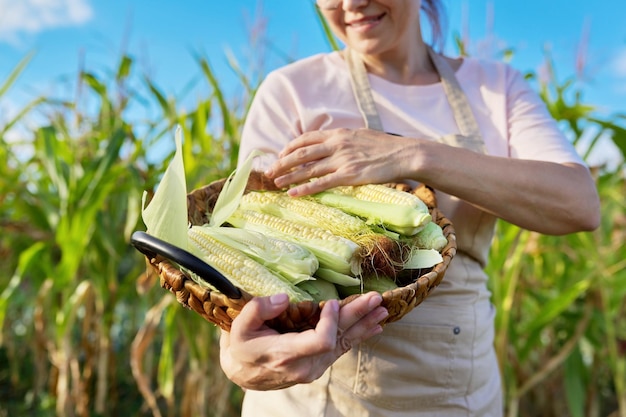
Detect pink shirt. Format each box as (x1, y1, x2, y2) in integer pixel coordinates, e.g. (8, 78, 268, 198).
(239, 51, 583, 169)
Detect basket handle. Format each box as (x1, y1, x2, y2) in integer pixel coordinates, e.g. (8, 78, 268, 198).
(131, 231, 242, 299)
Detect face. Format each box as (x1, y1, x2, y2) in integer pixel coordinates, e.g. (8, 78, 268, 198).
(319, 0, 423, 56)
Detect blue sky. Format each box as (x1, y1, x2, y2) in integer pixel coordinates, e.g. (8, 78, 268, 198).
(1, 0, 625, 164)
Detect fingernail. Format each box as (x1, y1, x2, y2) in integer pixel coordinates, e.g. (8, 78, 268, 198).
(324, 299, 339, 313)
(376, 307, 389, 321)
(264, 168, 274, 178)
(270, 293, 288, 305)
(368, 293, 383, 309)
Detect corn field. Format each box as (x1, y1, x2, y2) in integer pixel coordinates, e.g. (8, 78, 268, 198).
(1, 29, 625, 417)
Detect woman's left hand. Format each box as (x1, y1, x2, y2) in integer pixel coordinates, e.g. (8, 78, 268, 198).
(265, 128, 421, 196)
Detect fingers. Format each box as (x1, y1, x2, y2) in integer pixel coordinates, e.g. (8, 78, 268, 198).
(219, 293, 388, 390)
(219, 328, 231, 350)
(314, 299, 340, 344)
(337, 292, 387, 343)
(285, 174, 344, 197)
(231, 293, 290, 339)
(266, 131, 328, 178)
(282, 299, 340, 356)
(338, 291, 383, 328)
(277, 130, 328, 158)
(266, 128, 410, 195)
(274, 163, 332, 194)
(344, 307, 387, 344)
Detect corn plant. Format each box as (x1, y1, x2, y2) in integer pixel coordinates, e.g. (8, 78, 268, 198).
(1, 7, 625, 417)
(488, 169, 625, 417)
(486, 50, 626, 417)
(1, 51, 159, 416)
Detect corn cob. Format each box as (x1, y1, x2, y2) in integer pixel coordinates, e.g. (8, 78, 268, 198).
(297, 279, 339, 303)
(187, 227, 313, 302)
(239, 191, 371, 238)
(314, 267, 361, 287)
(338, 274, 398, 298)
(190, 225, 318, 284)
(240, 191, 411, 278)
(407, 221, 448, 251)
(227, 208, 362, 276)
(333, 184, 427, 208)
(314, 184, 432, 236)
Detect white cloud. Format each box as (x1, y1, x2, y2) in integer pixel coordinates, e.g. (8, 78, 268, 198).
(0, 0, 93, 43)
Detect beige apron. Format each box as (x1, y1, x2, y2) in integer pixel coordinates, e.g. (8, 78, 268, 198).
(241, 48, 503, 417)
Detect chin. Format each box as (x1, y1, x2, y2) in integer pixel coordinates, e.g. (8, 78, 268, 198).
(346, 39, 388, 55)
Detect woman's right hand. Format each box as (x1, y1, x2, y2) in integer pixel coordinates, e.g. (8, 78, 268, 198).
(219, 291, 388, 391)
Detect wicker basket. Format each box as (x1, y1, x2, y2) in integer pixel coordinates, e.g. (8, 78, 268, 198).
(142, 175, 456, 333)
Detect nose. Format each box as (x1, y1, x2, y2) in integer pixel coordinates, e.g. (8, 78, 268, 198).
(342, 0, 369, 11)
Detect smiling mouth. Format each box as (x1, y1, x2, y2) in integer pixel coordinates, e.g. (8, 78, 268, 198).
(346, 13, 386, 27)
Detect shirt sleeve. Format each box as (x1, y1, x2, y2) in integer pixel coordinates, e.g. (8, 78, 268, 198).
(505, 66, 585, 166)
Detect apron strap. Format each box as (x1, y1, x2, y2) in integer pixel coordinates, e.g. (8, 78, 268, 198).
(345, 48, 385, 131)
(345, 46, 487, 153)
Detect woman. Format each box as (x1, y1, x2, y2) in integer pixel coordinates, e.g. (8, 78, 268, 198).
(220, 0, 601, 416)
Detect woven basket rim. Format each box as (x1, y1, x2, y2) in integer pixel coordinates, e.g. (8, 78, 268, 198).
(145, 178, 456, 333)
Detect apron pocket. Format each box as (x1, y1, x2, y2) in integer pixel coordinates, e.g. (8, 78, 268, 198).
(333, 321, 472, 410)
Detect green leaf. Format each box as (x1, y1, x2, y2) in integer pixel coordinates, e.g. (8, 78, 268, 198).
(564, 348, 587, 417)
(0, 51, 34, 98)
(157, 305, 176, 400)
(0, 97, 44, 136)
(145, 77, 175, 120)
(141, 126, 188, 248)
(520, 279, 591, 358)
(75, 127, 126, 211)
(0, 242, 47, 345)
(82, 72, 107, 96)
(197, 56, 234, 138)
(589, 117, 626, 162)
(116, 55, 133, 81)
(209, 149, 262, 227)
(55, 280, 93, 341)
(35, 126, 70, 212)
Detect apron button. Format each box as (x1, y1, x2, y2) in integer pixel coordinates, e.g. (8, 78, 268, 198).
(453, 326, 461, 335)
